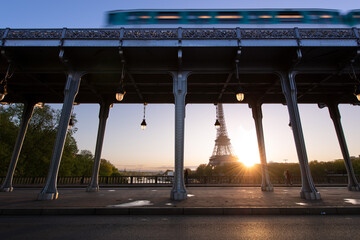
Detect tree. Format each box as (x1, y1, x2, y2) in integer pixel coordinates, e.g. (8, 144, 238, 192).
(1, 104, 121, 177)
(100, 159, 119, 176)
(1, 104, 77, 176)
(195, 164, 213, 177)
(0, 106, 18, 175)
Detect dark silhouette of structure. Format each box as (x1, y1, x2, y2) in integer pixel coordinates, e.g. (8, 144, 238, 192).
(209, 104, 238, 166)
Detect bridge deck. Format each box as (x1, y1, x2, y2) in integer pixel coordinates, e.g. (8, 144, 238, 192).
(1, 28, 359, 104)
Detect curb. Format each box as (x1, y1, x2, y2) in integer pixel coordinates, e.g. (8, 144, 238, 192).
(12, 184, 348, 188)
(1, 207, 360, 216)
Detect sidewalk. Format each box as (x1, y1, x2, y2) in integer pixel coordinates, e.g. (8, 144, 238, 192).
(1, 187, 360, 215)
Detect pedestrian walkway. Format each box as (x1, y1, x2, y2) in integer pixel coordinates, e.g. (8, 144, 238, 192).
(1, 187, 360, 215)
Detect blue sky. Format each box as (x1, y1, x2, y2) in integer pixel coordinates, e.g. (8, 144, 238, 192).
(1, 0, 360, 171)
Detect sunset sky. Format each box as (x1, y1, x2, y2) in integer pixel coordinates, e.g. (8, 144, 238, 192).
(1, 0, 359, 171)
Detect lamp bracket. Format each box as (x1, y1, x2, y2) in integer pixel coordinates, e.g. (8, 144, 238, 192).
(59, 48, 72, 70)
(119, 27, 124, 48)
(236, 27, 242, 48)
(177, 28, 183, 68)
(119, 45, 125, 64)
(178, 48, 182, 67)
(294, 27, 302, 48)
(58, 28, 67, 48)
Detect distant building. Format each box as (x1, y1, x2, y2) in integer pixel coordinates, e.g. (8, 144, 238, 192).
(164, 170, 174, 176)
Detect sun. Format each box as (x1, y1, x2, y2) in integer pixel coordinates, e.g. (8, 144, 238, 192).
(241, 158, 257, 168)
(232, 127, 261, 168)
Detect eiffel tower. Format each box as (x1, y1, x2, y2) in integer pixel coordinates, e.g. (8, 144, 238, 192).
(209, 104, 239, 166)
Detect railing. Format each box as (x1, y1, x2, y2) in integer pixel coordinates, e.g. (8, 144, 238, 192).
(1, 28, 359, 41)
(1, 175, 358, 186)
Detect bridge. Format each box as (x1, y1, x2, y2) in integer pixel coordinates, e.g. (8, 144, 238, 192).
(1, 27, 360, 200)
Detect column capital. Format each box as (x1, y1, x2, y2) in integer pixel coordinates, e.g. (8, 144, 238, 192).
(170, 71, 191, 95)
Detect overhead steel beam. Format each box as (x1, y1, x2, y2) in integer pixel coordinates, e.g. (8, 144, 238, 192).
(217, 73, 233, 103)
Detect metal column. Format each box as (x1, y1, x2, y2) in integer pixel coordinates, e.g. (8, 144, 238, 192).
(327, 103, 360, 191)
(37, 71, 82, 200)
(0, 102, 35, 192)
(280, 71, 321, 200)
(170, 71, 188, 201)
(249, 102, 273, 192)
(87, 102, 111, 192)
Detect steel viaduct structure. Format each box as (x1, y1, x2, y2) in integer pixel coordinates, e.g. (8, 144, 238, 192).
(1, 27, 360, 201)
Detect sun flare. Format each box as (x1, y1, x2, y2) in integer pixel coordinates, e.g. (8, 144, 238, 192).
(241, 159, 256, 168)
(232, 127, 261, 168)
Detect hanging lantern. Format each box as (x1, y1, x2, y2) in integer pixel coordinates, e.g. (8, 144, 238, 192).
(35, 102, 45, 109)
(141, 119, 147, 130)
(235, 85, 245, 102)
(141, 102, 148, 130)
(115, 85, 126, 102)
(116, 64, 126, 102)
(214, 119, 221, 129)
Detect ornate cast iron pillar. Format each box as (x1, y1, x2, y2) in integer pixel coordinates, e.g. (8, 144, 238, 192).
(170, 71, 189, 201)
(38, 71, 83, 200)
(279, 71, 321, 200)
(249, 101, 273, 192)
(327, 103, 360, 191)
(0, 102, 35, 192)
(87, 102, 111, 192)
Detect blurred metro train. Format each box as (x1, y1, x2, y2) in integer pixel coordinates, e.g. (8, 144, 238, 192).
(107, 9, 360, 28)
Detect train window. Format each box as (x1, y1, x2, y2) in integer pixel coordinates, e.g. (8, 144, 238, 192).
(350, 12, 360, 24)
(276, 11, 304, 23)
(248, 12, 273, 23)
(187, 12, 212, 24)
(308, 11, 340, 24)
(108, 13, 116, 24)
(215, 12, 243, 23)
(126, 12, 152, 24)
(155, 12, 181, 24)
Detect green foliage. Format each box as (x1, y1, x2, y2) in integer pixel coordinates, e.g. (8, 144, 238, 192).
(195, 164, 213, 176)
(0, 104, 119, 177)
(193, 158, 360, 180)
(0, 106, 18, 173)
(267, 162, 300, 181)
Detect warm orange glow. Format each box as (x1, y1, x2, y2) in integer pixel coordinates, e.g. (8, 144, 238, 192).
(236, 93, 245, 102)
(276, 15, 304, 18)
(198, 16, 212, 19)
(354, 15, 360, 18)
(35, 102, 44, 108)
(139, 16, 151, 19)
(115, 92, 125, 101)
(156, 16, 181, 19)
(319, 15, 333, 18)
(215, 15, 243, 19)
(233, 127, 261, 168)
(259, 15, 272, 19)
(242, 160, 256, 168)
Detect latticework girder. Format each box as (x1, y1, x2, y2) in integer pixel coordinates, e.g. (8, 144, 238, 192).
(209, 104, 238, 166)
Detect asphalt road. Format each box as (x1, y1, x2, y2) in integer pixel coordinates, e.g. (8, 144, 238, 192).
(1, 215, 360, 240)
